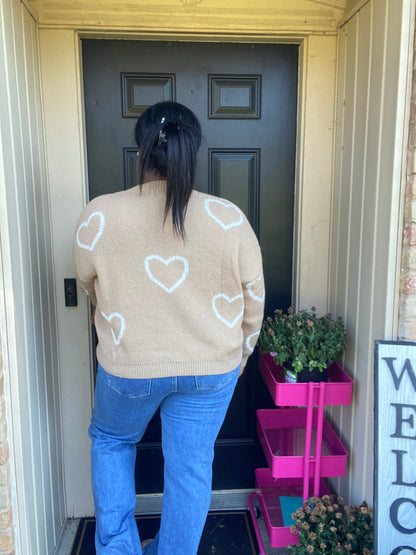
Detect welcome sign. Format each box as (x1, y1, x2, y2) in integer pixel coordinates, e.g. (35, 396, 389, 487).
(375, 341, 416, 555)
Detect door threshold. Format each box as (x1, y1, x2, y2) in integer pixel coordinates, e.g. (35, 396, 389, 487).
(135, 489, 255, 514)
(54, 518, 81, 555)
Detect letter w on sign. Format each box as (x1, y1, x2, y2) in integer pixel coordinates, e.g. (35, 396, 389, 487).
(382, 357, 416, 391)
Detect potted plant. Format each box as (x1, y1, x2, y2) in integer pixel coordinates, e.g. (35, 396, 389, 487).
(258, 306, 346, 383)
(288, 495, 374, 554)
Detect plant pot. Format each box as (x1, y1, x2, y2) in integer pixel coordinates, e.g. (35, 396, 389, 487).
(284, 362, 329, 383)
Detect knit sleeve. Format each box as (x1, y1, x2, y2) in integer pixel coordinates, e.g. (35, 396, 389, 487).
(239, 223, 265, 370)
(72, 203, 105, 307)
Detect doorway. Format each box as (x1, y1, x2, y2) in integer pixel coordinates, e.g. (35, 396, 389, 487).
(82, 39, 298, 494)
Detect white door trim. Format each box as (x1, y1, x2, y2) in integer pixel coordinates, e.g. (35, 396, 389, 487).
(40, 29, 95, 517)
(39, 29, 336, 515)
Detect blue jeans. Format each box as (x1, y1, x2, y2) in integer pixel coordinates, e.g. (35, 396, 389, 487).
(89, 364, 240, 555)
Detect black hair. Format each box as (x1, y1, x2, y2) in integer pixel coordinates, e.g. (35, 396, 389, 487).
(135, 101, 202, 239)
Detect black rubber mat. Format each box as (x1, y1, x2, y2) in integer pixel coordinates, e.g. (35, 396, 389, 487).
(70, 510, 259, 554)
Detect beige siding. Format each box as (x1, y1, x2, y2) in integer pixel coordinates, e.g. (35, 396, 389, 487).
(329, 0, 414, 503)
(0, 0, 64, 553)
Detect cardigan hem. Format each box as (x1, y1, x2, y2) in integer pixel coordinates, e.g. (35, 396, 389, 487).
(96, 352, 243, 379)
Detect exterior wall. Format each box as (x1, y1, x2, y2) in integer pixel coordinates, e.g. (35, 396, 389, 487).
(400, 24, 416, 338)
(0, 0, 413, 551)
(0, 1, 65, 554)
(329, 0, 414, 504)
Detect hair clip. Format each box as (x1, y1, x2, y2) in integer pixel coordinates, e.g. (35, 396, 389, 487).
(160, 116, 166, 124)
(158, 129, 167, 146)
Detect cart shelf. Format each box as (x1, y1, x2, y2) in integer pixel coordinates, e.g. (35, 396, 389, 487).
(259, 353, 353, 406)
(248, 468, 330, 550)
(257, 408, 348, 478)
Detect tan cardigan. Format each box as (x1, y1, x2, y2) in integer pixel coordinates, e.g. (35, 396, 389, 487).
(73, 181, 264, 379)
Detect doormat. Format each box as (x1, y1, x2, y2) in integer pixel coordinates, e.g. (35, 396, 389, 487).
(70, 511, 259, 554)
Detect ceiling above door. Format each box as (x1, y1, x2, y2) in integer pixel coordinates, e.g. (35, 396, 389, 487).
(26, 0, 348, 33)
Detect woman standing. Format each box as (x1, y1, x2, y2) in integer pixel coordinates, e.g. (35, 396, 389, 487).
(73, 101, 264, 554)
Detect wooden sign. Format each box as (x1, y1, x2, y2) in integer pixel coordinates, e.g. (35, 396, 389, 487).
(375, 340, 416, 555)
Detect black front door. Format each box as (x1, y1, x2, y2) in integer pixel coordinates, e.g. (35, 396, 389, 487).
(82, 39, 298, 493)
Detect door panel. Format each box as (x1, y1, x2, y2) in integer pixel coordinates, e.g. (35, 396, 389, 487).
(209, 149, 260, 235)
(82, 39, 298, 493)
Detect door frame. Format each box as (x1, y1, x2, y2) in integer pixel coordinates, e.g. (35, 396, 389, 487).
(39, 29, 336, 516)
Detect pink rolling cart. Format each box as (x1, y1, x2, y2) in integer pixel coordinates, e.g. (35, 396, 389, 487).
(248, 353, 353, 553)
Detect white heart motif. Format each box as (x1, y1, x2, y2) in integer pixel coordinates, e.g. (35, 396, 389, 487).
(100, 311, 126, 346)
(212, 294, 244, 328)
(76, 212, 105, 251)
(246, 331, 260, 353)
(145, 255, 189, 294)
(205, 199, 243, 230)
(246, 270, 265, 303)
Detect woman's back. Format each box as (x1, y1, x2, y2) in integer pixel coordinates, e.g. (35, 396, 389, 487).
(74, 178, 264, 379)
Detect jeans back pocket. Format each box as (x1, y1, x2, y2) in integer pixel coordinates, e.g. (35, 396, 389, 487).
(195, 367, 240, 391)
(98, 365, 152, 399)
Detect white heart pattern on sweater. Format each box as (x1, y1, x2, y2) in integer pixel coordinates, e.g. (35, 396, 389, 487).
(100, 311, 126, 346)
(212, 294, 244, 328)
(246, 270, 265, 302)
(205, 199, 243, 230)
(76, 211, 105, 251)
(145, 255, 189, 293)
(246, 331, 260, 353)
